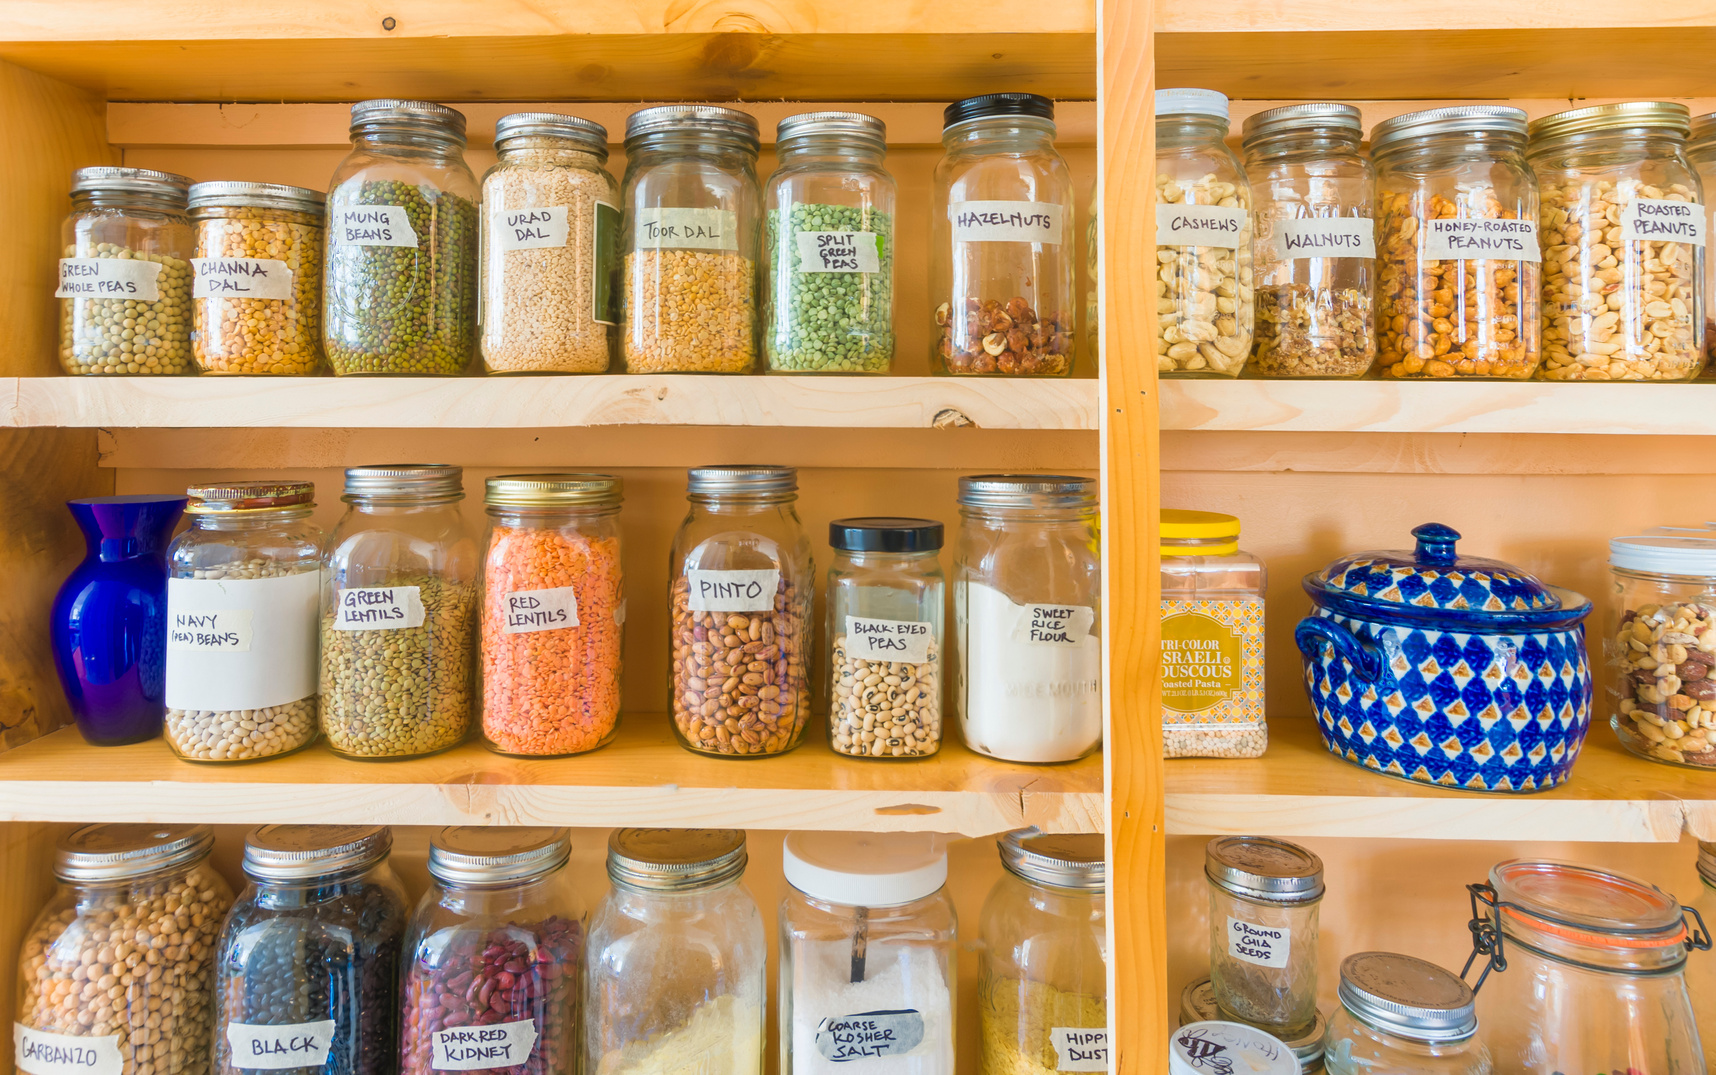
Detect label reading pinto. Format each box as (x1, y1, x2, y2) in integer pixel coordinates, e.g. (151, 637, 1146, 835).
(224, 1020, 337, 1070)
(594, 201, 620, 324)
(1228, 917, 1290, 968)
(845, 616, 932, 662)
(1051, 1028, 1110, 1072)
(1419, 217, 1540, 261)
(795, 231, 882, 273)
(1271, 217, 1376, 260)
(1155, 204, 1248, 249)
(634, 207, 738, 251)
(431, 1020, 539, 1071)
(1011, 605, 1095, 647)
(1160, 598, 1264, 728)
(15, 1025, 123, 1075)
(331, 586, 426, 630)
(499, 206, 570, 251)
(55, 258, 162, 300)
(1623, 198, 1707, 245)
(950, 200, 1064, 244)
(191, 258, 294, 299)
(333, 206, 419, 248)
(814, 1010, 925, 1061)
(503, 586, 580, 633)
(686, 568, 780, 613)
(165, 573, 320, 712)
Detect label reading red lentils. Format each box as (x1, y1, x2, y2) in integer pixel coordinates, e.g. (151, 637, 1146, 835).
(502, 585, 580, 633)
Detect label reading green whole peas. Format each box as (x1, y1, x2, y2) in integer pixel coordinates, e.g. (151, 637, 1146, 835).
(594, 201, 619, 325)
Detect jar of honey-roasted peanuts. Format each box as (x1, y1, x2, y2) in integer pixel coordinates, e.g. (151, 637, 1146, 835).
(188, 181, 326, 374)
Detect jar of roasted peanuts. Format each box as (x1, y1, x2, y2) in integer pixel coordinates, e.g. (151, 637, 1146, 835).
(931, 93, 1077, 375)
(1241, 103, 1375, 378)
(1372, 106, 1541, 379)
(1607, 534, 1716, 768)
(1529, 102, 1706, 381)
(1688, 112, 1716, 379)
(622, 106, 762, 373)
(668, 466, 813, 757)
(188, 181, 326, 374)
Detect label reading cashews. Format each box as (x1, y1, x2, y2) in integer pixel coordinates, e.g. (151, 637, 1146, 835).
(1155, 204, 1249, 249)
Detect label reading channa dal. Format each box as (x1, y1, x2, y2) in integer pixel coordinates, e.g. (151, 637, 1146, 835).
(502, 585, 580, 633)
(1622, 198, 1707, 245)
(1160, 598, 1263, 728)
(951, 200, 1065, 244)
(796, 231, 882, 273)
(224, 1020, 337, 1070)
(432, 1020, 538, 1071)
(165, 573, 321, 712)
(1419, 217, 1540, 261)
(815, 1010, 926, 1061)
(634, 207, 738, 251)
(1270, 217, 1376, 260)
(56, 258, 162, 300)
(498, 206, 570, 251)
(331, 586, 427, 630)
(1050, 1028, 1110, 1073)
(1228, 917, 1291, 969)
(1155, 204, 1248, 249)
(1011, 604, 1095, 647)
(845, 616, 932, 662)
(333, 206, 420, 248)
(191, 258, 294, 300)
(15, 1025, 123, 1075)
(686, 568, 780, 613)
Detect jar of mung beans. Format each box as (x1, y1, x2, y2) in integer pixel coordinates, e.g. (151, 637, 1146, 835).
(188, 181, 326, 374)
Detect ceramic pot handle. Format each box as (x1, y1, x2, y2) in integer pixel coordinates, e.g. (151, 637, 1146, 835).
(1295, 617, 1382, 683)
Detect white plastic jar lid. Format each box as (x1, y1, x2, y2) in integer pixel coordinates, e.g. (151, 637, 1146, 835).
(1611, 535, 1716, 577)
(782, 831, 947, 907)
(1170, 1022, 1300, 1075)
(1156, 88, 1229, 119)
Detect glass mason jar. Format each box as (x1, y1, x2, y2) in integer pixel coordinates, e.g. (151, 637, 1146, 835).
(213, 826, 408, 1075)
(16, 824, 235, 1075)
(1154, 89, 1254, 379)
(1606, 534, 1716, 767)
(401, 828, 584, 1075)
(764, 112, 896, 373)
(622, 106, 761, 373)
(480, 113, 620, 374)
(1181, 979, 1324, 1074)
(57, 166, 194, 376)
(1689, 112, 1716, 378)
(979, 831, 1107, 1075)
(1322, 953, 1490, 1075)
(324, 100, 479, 375)
(1161, 510, 1267, 760)
(1691, 841, 1716, 1071)
(932, 93, 1076, 376)
(1529, 102, 1706, 382)
(780, 832, 957, 1075)
(480, 474, 624, 757)
(321, 464, 478, 759)
(1373, 106, 1541, 379)
(585, 829, 766, 1075)
(668, 466, 813, 757)
(164, 481, 324, 763)
(1469, 859, 1707, 1075)
(188, 181, 326, 375)
(955, 475, 1102, 763)
(1241, 103, 1376, 378)
(826, 517, 945, 759)
(1205, 836, 1325, 1038)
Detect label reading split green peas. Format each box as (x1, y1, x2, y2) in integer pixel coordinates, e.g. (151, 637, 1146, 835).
(766, 203, 893, 373)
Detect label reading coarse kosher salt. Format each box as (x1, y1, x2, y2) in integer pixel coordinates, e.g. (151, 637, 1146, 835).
(633, 207, 738, 251)
(951, 200, 1065, 244)
(499, 206, 570, 251)
(331, 586, 426, 630)
(814, 1010, 926, 1061)
(1155, 204, 1249, 249)
(55, 258, 162, 300)
(165, 573, 321, 712)
(1011, 604, 1096, 647)
(795, 231, 882, 273)
(431, 1020, 538, 1071)
(191, 258, 294, 300)
(1419, 217, 1540, 261)
(1270, 217, 1376, 260)
(502, 585, 580, 633)
(1622, 198, 1707, 245)
(224, 1020, 336, 1070)
(15, 1025, 123, 1075)
(1227, 917, 1290, 968)
(686, 568, 780, 613)
(1050, 1028, 1110, 1072)
(333, 206, 419, 248)
(845, 616, 932, 662)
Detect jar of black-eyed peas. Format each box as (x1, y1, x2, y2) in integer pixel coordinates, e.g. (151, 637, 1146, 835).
(189, 182, 326, 375)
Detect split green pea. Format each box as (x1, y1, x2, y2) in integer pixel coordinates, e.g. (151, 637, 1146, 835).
(764, 203, 894, 373)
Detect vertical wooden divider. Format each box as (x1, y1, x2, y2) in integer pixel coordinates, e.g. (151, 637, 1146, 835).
(1099, 0, 1165, 1068)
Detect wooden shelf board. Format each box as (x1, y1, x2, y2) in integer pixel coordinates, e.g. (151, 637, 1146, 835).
(0, 722, 1103, 834)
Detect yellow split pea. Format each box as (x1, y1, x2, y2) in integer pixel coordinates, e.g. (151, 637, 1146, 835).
(192, 205, 325, 374)
(623, 249, 756, 372)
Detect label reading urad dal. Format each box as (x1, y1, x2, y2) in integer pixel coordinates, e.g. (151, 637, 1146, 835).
(845, 616, 932, 662)
(333, 205, 419, 248)
(686, 568, 780, 613)
(55, 258, 162, 300)
(1419, 217, 1541, 261)
(1227, 917, 1290, 968)
(499, 206, 570, 251)
(1155, 204, 1248, 249)
(224, 1020, 337, 1070)
(634, 207, 738, 251)
(1050, 1028, 1110, 1073)
(15, 1025, 123, 1075)
(191, 258, 294, 299)
(1013, 605, 1096, 647)
(165, 573, 320, 712)
(814, 1010, 926, 1061)
(502, 585, 580, 633)
(331, 586, 426, 630)
(951, 200, 1064, 244)
(1271, 217, 1376, 260)
(1623, 198, 1707, 244)
(795, 231, 883, 273)
(432, 1020, 539, 1071)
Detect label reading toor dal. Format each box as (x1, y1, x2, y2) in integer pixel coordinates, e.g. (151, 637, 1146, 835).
(56, 258, 162, 300)
(1160, 598, 1263, 728)
(634, 208, 738, 252)
(332, 586, 426, 630)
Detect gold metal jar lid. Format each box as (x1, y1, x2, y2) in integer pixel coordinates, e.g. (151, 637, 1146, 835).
(485, 472, 622, 509)
(495, 111, 609, 157)
(1529, 101, 1690, 143)
(188, 181, 326, 218)
(186, 480, 315, 514)
(1691, 112, 1716, 148)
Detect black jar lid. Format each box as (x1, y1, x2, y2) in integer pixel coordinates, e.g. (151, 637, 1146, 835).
(944, 93, 1055, 130)
(830, 517, 944, 553)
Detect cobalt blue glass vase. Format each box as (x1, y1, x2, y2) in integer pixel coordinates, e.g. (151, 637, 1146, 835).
(50, 494, 187, 745)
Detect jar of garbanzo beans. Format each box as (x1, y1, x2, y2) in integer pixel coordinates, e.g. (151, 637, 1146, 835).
(189, 182, 327, 374)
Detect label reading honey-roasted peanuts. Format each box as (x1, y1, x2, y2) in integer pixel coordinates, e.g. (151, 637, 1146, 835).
(55, 258, 163, 300)
(1271, 217, 1376, 261)
(15, 1025, 123, 1075)
(686, 568, 780, 613)
(503, 585, 580, 633)
(331, 585, 427, 630)
(1160, 598, 1264, 728)
(333, 205, 420, 248)
(1227, 917, 1291, 968)
(1011, 605, 1096, 647)
(796, 231, 883, 273)
(191, 258, 294, 300)
(846, 616, 932, 662)
(500, 206, 570, 251)
(225, 1021, 337, 1070)
(432, 1020, 539, 1071)
(1051, 1028, 1110, 1073)
(1155, 204, 1249, 249)
(1418, 217, 1541, 261)
(1622, 198, 1707, 245)
(951, 200, 1065, 244)
(634, 207, 739, 252)
(814, 1010, 926, 1061)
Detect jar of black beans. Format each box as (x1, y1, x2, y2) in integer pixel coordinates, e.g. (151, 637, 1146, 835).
(213, 826, 408, 1075)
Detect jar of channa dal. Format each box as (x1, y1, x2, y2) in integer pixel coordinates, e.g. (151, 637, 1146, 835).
(188, 181, 326, 374)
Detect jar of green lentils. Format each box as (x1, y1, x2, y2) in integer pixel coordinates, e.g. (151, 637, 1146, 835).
(763, 112, 896, 373)
(324, 100, 479, 375)
(56, 166, 194, 376)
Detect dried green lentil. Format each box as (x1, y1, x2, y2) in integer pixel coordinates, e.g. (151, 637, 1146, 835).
(764, 204, 893, 372)
(59, 243, 194, 375)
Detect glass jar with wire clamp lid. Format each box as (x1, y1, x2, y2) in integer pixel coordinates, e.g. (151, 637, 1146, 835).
(188, 181, 326, 374)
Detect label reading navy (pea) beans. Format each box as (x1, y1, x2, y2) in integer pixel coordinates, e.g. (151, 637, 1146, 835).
(634, 208, 738, 251)
(1420, 218, 1541, 261)
(503, 585, 581, 633)
(15, 1025, 123, 1075)
(846, 616, 932, 662)
(332, 586, 427, 630)
(168, 608, 253, 652)
(224, 1020, 337, 1070)
(951, 200, 1064, 244)
(814, 1010, 926, 1061)
(55, 258, 162, 300)
(166, 573, 320, 711)
(594, 201, 620, 324)
(333, 205, 420, 248)
(1155, 205, 1248, 249)
(191, 258, 294, 300)
(432, 1020, 539, 1070)
(499, 206, 570, 252)
(1051, 1028, 1110, 1072)
(1227, 917, 1290, 968)
(794, 231, 882, 273)
(686, 568, 780, 612)
(1622, 198, 1707, 245)
(1271, 218, 1376, 261)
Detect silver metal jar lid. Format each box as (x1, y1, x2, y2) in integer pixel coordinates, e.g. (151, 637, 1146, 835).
(428, 827, 572, 886)
(342, 463, 464, 501)
(495, 111, 610, 157)
(957, 474, 1098, 511)
(1371, 106, 1528, 154)
(1529, 101, 1690, 144)
(486, 473, 622, 509)
(1338, 952, 1478, 1043)
(71, 166, 192, 202)
(686, 465, 797, 497)
(1180, 978, 1327, 1068)
(350, 99, 468, 143)
(1205, 836, 1325, 903)
(777, 111, 886, 151)
(607, 828, 747, 892)
(187, 181, 326, 218)
(1242, 103, 1364, 146)
(625, 105, 759, 149)
(56, 823, 215, 883)
(243, 825, 392, 882)
(999, 829, 1105, 892)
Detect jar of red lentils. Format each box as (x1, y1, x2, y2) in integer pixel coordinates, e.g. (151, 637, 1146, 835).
(479, 474, 624, 756)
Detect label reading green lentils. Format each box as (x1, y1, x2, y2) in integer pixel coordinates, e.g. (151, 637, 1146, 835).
(593, 201, 619, 326)
(765, 204, 893, 373)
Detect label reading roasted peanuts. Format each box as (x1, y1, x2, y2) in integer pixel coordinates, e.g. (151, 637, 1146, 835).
(502, 585, 580, 633)
(795, 231, 882, 273)
(686, 568, 780, 613)
(1622, 198, 1707, 245)
(224, 1021, 337, 1070)
(1227, 917, 1290, 968)
(499, 206, 570, 251)
(1012, 605, 1096, 647)
(431, 1020, 539, 1071)
(1155, 204, 1249, 249)
(1051, 1028, 1110, 1073)
(191, 258, 294, 299)
(634, 208, 738, 251)
(1419, 217, 1541, 261)
(55, 258, 162, 300)
(814, 1010, 926, 1061)
(15, 1025, 123, 1075)
(1270, 217, 1376, 261)
(333, 206, 419, 248)
(845, 616, 933, 662)
(951, 200, 1065, 244)
(331, 586, 427, 630)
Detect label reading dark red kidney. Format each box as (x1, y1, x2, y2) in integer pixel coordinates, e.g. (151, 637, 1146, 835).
(814, 1010, 925, 1061)
(432, 1020, 539, 1071)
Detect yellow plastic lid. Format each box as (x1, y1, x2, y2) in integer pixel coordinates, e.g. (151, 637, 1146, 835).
(1162, 509, 1240, 556)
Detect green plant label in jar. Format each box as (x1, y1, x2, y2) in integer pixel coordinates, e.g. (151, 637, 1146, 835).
(332, 205, 419, 248)
(1160, 598, 1263, 725)
(795, 231, 882, 273)
(594, 201, 619, 324)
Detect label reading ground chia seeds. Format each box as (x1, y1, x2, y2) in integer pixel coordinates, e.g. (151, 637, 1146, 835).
(1623, 198, 1707, 244)
(1050, 1028, 1110, 1072)
(687, 568, 780, 612)
(432, 1020, 538, 1071)
(55, 257, 162, 300)
(635, 207, 738, 251)
(1228, 917, 1290, 968)
(594, 201, 619, 324)
(333, 205, 420, 248)
(795, 231, 882, 273)
(503, 585, 580, 633)
(191, 258, 294, 300)
(1419, 217, 1540, 261)
(15, 1024, 123, 1075)
(499, 206, 570, 251)
(224, 1020, 336, 1070)
(951, 200, 1064, 244)
(846, 616, 932, 662)
(332, 585, 427, 630)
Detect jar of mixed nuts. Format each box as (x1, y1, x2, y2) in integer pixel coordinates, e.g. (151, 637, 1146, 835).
(1372, 106, 1542, 379)
(621, 106, 762, 373)
(1529, 102, 1705, 381)
(1688, 112, 1716, 379)
(165, 481, 324, 763)
(668, 466, 812, 757)
(1607, 534, 1716, 768)
(321, 464, 478, 759)
(932, 93, 1076, 376)
(324, 100, 479, 375)
(15, 824, 234, 1075)
(1241, 103, 1375, 378)
(1206, 836, 1325, 1039)
(764, 111, 896, 373)
(57, 167, 194, 375)
(480, 112, 620, 374)
(188, 182, 326, 375)
(1154, 89, 1253, 378)
(826, 517, 945, 759)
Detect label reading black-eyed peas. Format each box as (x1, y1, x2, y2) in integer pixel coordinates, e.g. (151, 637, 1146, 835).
(1051, 1028, 1110, 1072)
(1271, 217, 1376, 260)
(1622, 198, 1707, 245)
(503, 585, 580, 632)
(1013, 605, 1096, 646)
(594, 201, 620, 324)
(1155, 204, 1248, 249)
(634, 207, 738, 251)
(333, 205, 420, 248)
(500, 206, 570, 251)
(1227, 917, 1290, 968)
(166, 573, 320, 711)
(432, 1020, 539, 1071)
(332, 586, 427, 630)
(1420, 218, 1541, 261)
(846, 616, 932, 662)
(951, 200, 1064, 244)
(55, 258, 162, 299)
(686, 568, 780, 612)
(795, 231, 882, 273)
(225, 1020, 337, 1070)
(814, 1010, 926, 1061)
(15, 1025, 123, 1075)
(191, 258, 294, 299)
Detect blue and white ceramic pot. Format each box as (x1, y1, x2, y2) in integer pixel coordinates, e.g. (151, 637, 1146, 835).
(1294, 523, 1593, 793)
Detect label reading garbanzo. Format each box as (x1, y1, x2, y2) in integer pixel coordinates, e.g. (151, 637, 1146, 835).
(1160, 597, 1263, 727)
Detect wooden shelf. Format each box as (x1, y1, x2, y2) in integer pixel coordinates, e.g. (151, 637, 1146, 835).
(0, 720, 1103, 834)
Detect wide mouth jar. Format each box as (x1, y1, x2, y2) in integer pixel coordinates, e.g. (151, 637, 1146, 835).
(777, 110, 887, 162)
(957, 473, 1097, 519)
(485, 472, 622, 517)
(1162, 509, 1240, 558)
(1205, 835, 1326, 906)
(1527, 100, 1691, 154)
(606, 828, 747, 893)
(941, 92, 1057, 144)
(70, 165, 192, 214)
(495, 111, 609, 161)
(1241, 102, 1363, 159)
(429, 826, 572, 887)
(187, 181, 325, 222)
(998, 829, 1105, 893)
(349, 98, 467, 146)
(56, 822, 216, 883)
(185, 479, 315, 523)
(1335, 951, 1477, 1043)
(686, 464, 797, 506)
(1487, 859, 1691, 973)
(242, 824, 392, 883)
(1369, 105, 1529, 163)
(342, 463, 465, 505)
(626, 104, 759, 156)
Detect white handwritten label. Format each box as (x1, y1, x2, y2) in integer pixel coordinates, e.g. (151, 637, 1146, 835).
(191, 258, 294, 300)
(332, 586, 426, 630)
(1623, 198, 1707, 245)
(168, 608, 253, 652)
(224, 1020, 336, 1071)
(634, 208, 738, 251)
(795, 231, 882, 273)
(1050, 1028, 1110, 1072)
(951, 200, 1064, 244)
(500, 206, 570, 251)
(1228, 917, 1290, 969)
(814, 1010, 926, 1062)
(1011, 604, 1096, 647)
(15, 1025, 123, 1075)
(165, 573, 320, 712)
(432, 1020, 538, 1071)
(334, 206, 419, 248)
(1271, 217, 1376, 260)
(846, 616, 933, 662)
(503, 585, 580, 633)
(1420, 217, 1541, 261)
(1155, 204, 1249, 249)
(686, 568, 780, 613)
(56, 258, 162, 300)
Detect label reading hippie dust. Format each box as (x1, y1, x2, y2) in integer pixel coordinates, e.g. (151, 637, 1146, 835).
(634, 207, 738, 251)
(56, 258, 162, 300)
(1420, 217, 1540, 261)
(331, 586, 426, 630)
(1271, 217, 1376, 260)
(1050, 1028, 1110, 1073)
(191, 258, 294, 299)
(1155, 204, 1248, 249)
(1160, 598, 1264, 728)
(165, 573, 320, 713)
(499, 206, 570, 251)
(15, 1025, 123, 1075)
(224, 1020, 337, 1070)
(503, 586, 580, 633)
(951, 200, 1065, 244)
(686, 568, 780, 613)
(814, 1010, 926, 1061)
(796, 231, 882, 273)
(1228, 917, 1291, 969)
(432, 1020, 538, 1071)
(1011, 605, 1095, 647)
(846, 616, 932, 662)
(333, 206, 419, 248)
(1623, 198, 1707, 244)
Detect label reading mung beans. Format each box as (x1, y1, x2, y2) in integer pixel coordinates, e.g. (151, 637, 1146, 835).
(432, 1020, 539, 1071)
(15, 1025, 123, 1075)
(55, 257, 162, 300)
(593, 201, 620, 324)
(166, 573, 320, 711)
(1228, 917, 1290, 968)
(503, 585, 580, 632)
(1012, 604, 1095, 646)
(795, 231, 882, 273)
(499, 206, 570, 251)
(634, 207, 738, 251)
(224, 1020, 337, 1070)
(332, 585, 427, 630)
(1051, 1028, 1110, 1072)
(951, 200, 1064, 244)
(686, 568, 780, 612)
(814, 1010, 926, 1061)
(191, 258, 294, 299)
(846, 616, 932, 662)
(1155, 204, 1248, 249)
(1622, 198, 1707, 244)
(1419, 217, 1540, 261)
(1270, 217, 1376, 261)
(333, 205, 420, 248)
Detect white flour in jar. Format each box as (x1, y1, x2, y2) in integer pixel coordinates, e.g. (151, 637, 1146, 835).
(597, 991, 761, 1075)
(791, 941, 953, 1075)
(958, 580, 1102, 762)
